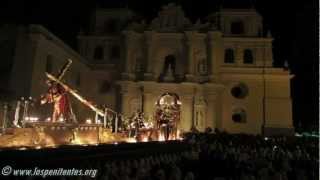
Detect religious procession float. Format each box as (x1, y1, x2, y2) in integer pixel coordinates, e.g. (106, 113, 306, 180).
(0, 59, 182, 149)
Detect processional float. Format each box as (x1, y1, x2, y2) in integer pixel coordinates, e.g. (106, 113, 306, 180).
(46, 59, 127, 131)
(0, 57, 182, 148)
(44, 59, 111, 126)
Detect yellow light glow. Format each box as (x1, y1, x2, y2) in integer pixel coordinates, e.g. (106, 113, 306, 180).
(142, 136, 149, 142)
(25, 116, 39, 122)
(58, 117, 64, 122)
(125, 138, 137, 143)
(86, 118, 92, 124)
(176, 130, 183, 140)
(158, 134, 165, 142)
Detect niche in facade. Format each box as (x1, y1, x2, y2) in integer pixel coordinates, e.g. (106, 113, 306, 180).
(163, 55, 176, 75)
(94, 46, 104, 60)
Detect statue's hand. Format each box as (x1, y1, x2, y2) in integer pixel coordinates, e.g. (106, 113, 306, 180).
(40, 95, 46, 104)
(40, 99, 46, 104)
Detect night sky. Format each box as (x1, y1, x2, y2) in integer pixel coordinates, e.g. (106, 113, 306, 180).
(1, 0, 318, 131)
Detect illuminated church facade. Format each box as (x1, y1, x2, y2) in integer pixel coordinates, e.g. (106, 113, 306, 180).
(0, 4, 293, 135)
(77, 4, 293, 135)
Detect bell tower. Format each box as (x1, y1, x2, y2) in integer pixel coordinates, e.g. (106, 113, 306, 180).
(215, 8, 263, 37)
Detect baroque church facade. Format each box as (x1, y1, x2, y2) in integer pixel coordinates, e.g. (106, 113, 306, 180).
(77, 4, 293, 135)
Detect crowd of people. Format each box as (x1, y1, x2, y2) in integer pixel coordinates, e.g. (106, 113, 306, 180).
(7, 132, 319, 180)
(184, 132, 318, 180)
(73, 132, 317, 180)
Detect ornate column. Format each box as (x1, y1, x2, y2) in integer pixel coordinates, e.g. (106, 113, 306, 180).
(207, 31, 223, 82)
(264, 43, 273, 67)
(120, 85, 130, 116)
(205, 93, 217, 130)
(143, 92, 154, 121)
(235, 45, 243, 65)
(121, 31, 135, 80)
(185, 31, 196, 82)
(144, 31, 156, 80)
(180, 95, 193, 132)
(255, 46, 263, 66)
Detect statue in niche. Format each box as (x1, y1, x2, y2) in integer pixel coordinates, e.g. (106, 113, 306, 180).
(193, 96, 207, 129)
(163, 64, 175, 82)
(161, 55, 176, 82)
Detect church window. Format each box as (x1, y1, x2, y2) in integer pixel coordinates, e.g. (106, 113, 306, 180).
(231, 21, 244, 34)
(94, 46, 104, 60)
(224, 49, 235, 63)
(231, 83, 249, 99)
(232, 108, 246, 123)
(243, 49, 254, 64)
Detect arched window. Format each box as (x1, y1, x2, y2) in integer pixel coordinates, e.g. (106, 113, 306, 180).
(243, 49, 254, 64)
(46, 55, 53, 73)
(110, 45, 120, 59)
(224, 49, 235, 63)
(231, 21, 244, 34)
(94, 46, 104, 60)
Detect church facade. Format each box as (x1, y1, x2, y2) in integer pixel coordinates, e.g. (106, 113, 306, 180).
(77, 4, 294, 135)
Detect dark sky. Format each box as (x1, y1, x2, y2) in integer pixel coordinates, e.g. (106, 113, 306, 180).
(1, 0, 318, 131)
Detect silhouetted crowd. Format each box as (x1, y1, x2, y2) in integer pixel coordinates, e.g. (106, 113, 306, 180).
(9, 133, 319, 180)
(74, 133, 316, 180)
(184, 133, 318, 180)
